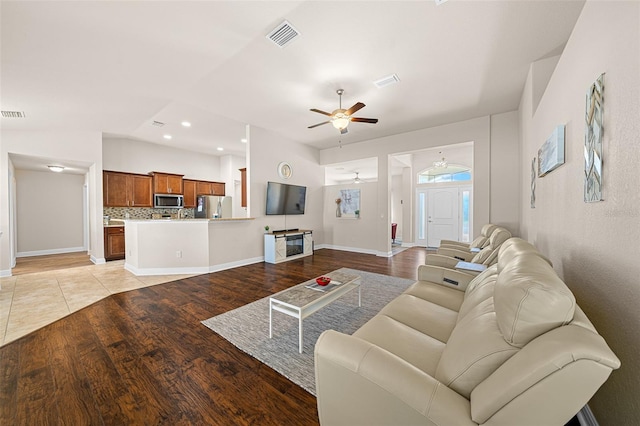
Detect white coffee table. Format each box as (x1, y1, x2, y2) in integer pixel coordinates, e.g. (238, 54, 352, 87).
(269, 269, 361, 353)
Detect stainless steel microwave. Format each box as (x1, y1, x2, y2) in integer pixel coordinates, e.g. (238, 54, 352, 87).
(154, 194, 184, 209)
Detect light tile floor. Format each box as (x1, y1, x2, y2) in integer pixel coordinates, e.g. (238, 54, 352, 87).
(0, 260, 196, 347)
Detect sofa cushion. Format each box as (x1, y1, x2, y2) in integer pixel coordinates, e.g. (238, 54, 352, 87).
(377, 294, 458, 343)
(403, 280, 465, 312)
(353, 315, 446, 376)
(434, 297, 519, 398)
(495, 255, 575, 348)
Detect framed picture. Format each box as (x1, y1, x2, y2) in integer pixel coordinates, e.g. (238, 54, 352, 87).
(338, 189, 360, 218)
(538, 125, 565, 177)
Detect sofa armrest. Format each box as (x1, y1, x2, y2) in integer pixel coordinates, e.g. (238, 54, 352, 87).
(425, 254, 460, 269)
(440, 243, 472, 253)
(440, 239, 470, 249)
(417, 265, 474, 291)
(315, 330, 476, 426)
(437, 247, 475, 261)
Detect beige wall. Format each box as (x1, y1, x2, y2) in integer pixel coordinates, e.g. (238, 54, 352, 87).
(518, 2, 640, 424)
(0, 130, 104, 275)
(15, 170, 85, 254)
(322, 182, 380, 254)
(490, 111, 520, 234)
(103, 137, 223, 180)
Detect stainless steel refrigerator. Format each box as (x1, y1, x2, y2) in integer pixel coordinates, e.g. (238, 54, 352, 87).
(195, 196, 232, 219)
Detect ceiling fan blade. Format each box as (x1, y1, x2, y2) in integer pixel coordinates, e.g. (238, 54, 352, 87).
(310, 108, 332, 116)
(350, 117, 378, 124)
(345, 102, 365, 116)
(308, 121, 330, 129)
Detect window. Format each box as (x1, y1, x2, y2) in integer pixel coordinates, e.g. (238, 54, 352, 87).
(417, 165, 471, 184)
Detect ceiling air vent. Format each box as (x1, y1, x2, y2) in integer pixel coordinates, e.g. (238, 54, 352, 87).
(1, 111, 26, 118)
(373, 74, 401, 89)
(151, 120, 165, 127)
(266, 20, 300, 48)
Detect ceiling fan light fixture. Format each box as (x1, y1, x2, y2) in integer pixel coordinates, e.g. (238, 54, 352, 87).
(331, 112, 350, 130)
(434, 157, 448, 168)
(354, 172, 361, 184)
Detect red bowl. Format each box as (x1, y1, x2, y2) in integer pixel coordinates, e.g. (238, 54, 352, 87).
(316, 276, 331, 286)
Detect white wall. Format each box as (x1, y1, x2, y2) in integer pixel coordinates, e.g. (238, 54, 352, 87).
(518, 2, 639, 424)
(0, 130, 103, 275)
(322, 182, 380, 254)
(320, 116, 497, 253)
(490, 111, 520, 234)
(248, 125, 324, 254)
(15, 170, 85, 255)
(220, 154, 247, 218)
(103, 137, 222, 180)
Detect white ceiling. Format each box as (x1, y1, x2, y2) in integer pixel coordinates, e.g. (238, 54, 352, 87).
(1, 1, 584, 163)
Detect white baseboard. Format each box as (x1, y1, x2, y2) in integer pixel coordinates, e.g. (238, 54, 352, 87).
(577, 404, 599, 426)
(208, 256, 264, 273)
(0, 269, 11, 278)
(318, 244, 379, 256)
(16, 247, 86, 258)
(123, 256, 264, 276)
(91, 255, 106, 265)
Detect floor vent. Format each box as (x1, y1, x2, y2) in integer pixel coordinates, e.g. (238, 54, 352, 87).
(1, 110, 26, 118)
(374, 74, 401, 88)
(266, 20, 300, 48)
(151, 120, 165, 127)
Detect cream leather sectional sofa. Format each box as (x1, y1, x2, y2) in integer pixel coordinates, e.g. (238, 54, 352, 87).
(314, 238, 620, 425)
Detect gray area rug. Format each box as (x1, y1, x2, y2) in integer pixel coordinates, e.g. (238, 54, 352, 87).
(201, 268, 414, 395)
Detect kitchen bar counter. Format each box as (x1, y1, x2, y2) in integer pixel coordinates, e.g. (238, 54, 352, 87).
(123, 218, 261, 276)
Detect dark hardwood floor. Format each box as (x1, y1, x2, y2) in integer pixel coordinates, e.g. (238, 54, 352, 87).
(0, 248, 426, 425)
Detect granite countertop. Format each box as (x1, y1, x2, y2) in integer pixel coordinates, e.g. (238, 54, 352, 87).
(103, 220, 125, 228)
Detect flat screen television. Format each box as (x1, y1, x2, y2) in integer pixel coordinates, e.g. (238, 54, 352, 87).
(265, 181, 307, 215)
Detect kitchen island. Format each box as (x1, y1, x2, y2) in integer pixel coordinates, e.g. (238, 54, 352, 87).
(123, 218, 260, 276)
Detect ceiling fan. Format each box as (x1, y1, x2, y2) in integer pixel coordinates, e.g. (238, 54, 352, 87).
(308, 89, 378, 135)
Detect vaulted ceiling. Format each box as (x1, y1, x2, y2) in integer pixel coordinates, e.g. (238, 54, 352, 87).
(1, 1, 585, 157)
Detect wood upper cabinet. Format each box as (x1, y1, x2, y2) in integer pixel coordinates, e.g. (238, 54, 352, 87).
(196, 181, 213, 196)
(150, 172, 184, 194)
(103, 171, 152, 207)
(183, 179, 197, 208)
(211, 182, 225, 196)
(239, 168, 247, 207)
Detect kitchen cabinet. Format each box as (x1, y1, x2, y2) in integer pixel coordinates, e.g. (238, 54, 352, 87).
(239, 168, 247, 207)
(150, 172, 184, 194)
(196, 181, 213, 195)
(104, 226, 125, 260)
(211, 182, 225, 196)
(103, 171, 153, 207)
(183, 179, 197, 208)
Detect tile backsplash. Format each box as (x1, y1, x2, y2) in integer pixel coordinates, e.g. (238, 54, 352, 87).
(104, 207, 195, 220)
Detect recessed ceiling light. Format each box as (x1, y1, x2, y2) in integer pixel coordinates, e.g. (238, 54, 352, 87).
(217, 147, 224, 151)
(435, 0, 450, 4)
(48, 165, 64, 173)
(163, 134, 172, 140)
(181, 121, 191, 127)
(240, 138, 247, 143)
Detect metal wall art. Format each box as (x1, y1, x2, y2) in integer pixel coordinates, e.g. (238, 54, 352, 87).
(584, 73, 604, 202)
(531, 157, 536, 209)
(538, 125, 565, 177)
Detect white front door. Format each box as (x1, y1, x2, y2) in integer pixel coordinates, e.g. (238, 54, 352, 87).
(427, 188, 459, 247)
(416, 187, 461, 248)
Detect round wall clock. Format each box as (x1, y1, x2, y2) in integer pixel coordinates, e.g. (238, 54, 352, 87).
(277, 162, 292, 179)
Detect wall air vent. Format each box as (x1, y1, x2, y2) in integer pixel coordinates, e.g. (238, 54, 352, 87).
(1, 111, 26, 118)
(266, 20, 300, 48)
(373, 74, 401, 88)
(151, 120, 165, 127)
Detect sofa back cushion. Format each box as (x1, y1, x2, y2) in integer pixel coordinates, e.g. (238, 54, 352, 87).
(495, 255, 575, 348)
(472, 229, 511, 265)
(435, 298, 519, 398)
